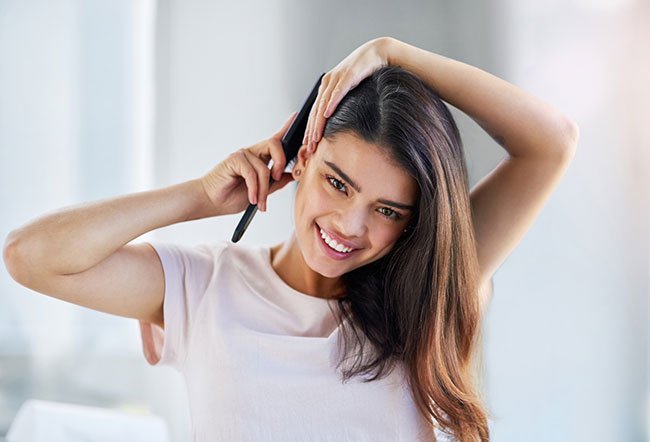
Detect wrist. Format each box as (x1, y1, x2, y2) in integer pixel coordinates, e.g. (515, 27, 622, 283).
(187, 178, 222, 220)
(377, 36, 400, 66)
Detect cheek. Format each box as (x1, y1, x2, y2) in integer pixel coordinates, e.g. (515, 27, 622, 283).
(302, 179, 336, 213)
(370, 230, 399, 251)
(374, 221, 410, 248)
(293, 177, 331, 225)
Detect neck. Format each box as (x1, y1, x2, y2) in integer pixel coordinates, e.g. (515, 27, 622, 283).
(270, 233, 346, 300)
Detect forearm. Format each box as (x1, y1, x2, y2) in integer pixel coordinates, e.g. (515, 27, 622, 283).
(382, 37, 579, 158)
(5, 178, 217, 275)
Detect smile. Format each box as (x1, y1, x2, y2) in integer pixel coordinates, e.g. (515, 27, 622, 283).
(315, 223, 360, 261)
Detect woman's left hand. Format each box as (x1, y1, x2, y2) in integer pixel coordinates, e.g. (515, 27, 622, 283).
(303, 36, 393, 153)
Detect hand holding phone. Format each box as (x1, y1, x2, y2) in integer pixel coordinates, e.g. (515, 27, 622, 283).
(197, 113, 298, 219)
(230, 73, 326, 242)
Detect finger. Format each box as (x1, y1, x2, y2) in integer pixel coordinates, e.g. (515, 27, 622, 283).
(249, 137, 288, 182)
(314, 79, 342, 144)
(305, 78, 330, 145)
(242, 149, 271, 211)
(310, 92, 327, 145)
(312, 73, 336, 143)
(233, 150, 258, 205)
(304, 98, 317, 147)
(312, 94, 327, 145)
(267, 138, 287, 181)
(306, 80, 326, 144)
(323, 81, 343, 118)
(247, 139, 286, 179)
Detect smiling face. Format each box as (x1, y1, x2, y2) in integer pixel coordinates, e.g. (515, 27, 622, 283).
(292, 131, 419, 278)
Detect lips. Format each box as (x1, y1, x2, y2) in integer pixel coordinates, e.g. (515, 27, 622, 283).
(317, 223, 360, 250)
(315, 223, 361, 260)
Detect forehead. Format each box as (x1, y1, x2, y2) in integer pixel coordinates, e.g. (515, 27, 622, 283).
(318, 132, 418, 202)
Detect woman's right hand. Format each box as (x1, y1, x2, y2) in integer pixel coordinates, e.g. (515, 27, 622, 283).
(198, 112, 298, 216)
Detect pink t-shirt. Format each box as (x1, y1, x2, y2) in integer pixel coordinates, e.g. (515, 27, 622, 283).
(138, 239, 442, 441)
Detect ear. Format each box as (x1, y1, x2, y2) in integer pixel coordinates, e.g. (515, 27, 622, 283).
(292, 143, 315, 177)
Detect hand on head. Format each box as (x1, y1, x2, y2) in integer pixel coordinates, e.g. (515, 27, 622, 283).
(303, 37, 390, 154)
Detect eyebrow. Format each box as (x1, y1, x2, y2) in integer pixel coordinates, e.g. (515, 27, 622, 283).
(324, 160, 416, 211)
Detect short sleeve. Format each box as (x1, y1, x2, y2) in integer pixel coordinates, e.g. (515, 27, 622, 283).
(138, 240, 226, 371)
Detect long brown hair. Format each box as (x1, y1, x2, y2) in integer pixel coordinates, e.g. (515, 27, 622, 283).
(316, 66, 491, 440)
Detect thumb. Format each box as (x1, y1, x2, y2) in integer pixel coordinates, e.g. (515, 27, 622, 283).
(273, 111, 298, 140)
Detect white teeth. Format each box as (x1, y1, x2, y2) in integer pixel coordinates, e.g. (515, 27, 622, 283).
(319, 228, 354, 253)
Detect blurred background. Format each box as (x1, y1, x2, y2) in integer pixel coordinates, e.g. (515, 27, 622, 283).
(1, 0, 648, 441)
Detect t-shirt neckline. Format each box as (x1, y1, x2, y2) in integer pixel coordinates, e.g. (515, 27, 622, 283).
(261, 245, 340, 305)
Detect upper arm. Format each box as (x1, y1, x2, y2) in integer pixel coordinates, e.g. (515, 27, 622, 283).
(6, 241, 166, 329)
(469, 140, 577, 297)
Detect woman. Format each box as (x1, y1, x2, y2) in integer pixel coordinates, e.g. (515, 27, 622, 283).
(4, 36, 578, 441)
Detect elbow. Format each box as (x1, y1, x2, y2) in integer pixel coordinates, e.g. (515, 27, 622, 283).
(3, 231, 37, 286)
(3, 233, 25, 284)
(560, 117, 580, 155)
(546, 117, 579, 163)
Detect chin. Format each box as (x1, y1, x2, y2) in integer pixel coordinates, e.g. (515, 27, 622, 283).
(306, 253, 345, 278)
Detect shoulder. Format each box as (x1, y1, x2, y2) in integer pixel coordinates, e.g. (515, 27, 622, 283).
(148, 239, 268, 280)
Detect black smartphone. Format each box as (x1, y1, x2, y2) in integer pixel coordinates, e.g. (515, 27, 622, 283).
(231, 72, 325, 243)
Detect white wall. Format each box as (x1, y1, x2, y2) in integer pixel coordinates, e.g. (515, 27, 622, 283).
(0, 0, 179, 440)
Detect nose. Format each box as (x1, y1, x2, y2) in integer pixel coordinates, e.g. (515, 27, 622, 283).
(334, 203, 368, 239)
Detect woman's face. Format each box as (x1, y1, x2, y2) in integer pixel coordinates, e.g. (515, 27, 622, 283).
(292, 131, 419, 278)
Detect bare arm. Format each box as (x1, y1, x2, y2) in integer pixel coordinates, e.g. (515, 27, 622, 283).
(383, 37, 579, 306)
(2, 114, 295, 327)
(4, 179, 217, 277)
(383, 37, 579, 159)
(2, 179, 218, 327)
